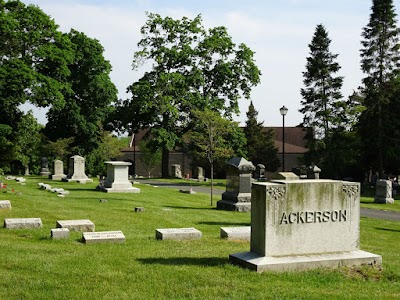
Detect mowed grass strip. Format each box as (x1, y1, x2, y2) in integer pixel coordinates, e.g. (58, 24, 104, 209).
(0, 176, 399, 299)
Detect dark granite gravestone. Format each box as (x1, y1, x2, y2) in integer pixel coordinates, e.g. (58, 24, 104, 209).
(40, 157, 51, 177)
(307, 164, 321, 179)
(216, 157, 255, 212)
(255, 164, 266, 180)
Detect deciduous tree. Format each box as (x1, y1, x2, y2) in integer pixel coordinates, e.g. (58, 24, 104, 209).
(45, 29, 117, 155)
(115, 13, 260, 177)
(186, 109, 246, 205)
(0, 0, 72, 128)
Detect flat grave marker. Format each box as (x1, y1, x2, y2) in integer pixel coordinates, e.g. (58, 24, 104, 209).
(220, 226, 250, 241)
(82, 231, 126, 244)
(155, 227, 202, 240)
(4, 218, 42, 229)
(51, 228, 70, 239)
(56, 219, 95, 232)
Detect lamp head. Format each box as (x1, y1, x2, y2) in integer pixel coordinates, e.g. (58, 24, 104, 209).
(279, 105, 288, 116)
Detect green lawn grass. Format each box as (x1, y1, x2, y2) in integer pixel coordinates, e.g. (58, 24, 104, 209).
(141, 177, 226, 190)
(0, 176, 399, 299)
(361, 184, 400, 212)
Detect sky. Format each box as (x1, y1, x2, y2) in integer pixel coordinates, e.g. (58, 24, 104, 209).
(20, 0, 400, 128)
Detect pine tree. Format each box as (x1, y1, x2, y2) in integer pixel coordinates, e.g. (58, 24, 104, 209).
(359, 0, 400, 177)
(299, 24, 344, 176)
(300, 24, 343, 138)
(244, 101, 280, 171)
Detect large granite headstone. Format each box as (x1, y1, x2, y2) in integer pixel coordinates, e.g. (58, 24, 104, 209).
(52, 160, 67, 180)
(229, 179, 382, 272)
(63, 155, 93, 183)
(97, 161, 140, 193)
(40, 157, 51, 177)
(374, 179, 394, 204)
(217, 157, 255, 212)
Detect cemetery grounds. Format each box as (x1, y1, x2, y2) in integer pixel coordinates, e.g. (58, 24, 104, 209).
(0, 176, 399, 299)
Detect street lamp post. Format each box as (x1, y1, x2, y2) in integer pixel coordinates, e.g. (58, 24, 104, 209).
(279, 106, 288, 172)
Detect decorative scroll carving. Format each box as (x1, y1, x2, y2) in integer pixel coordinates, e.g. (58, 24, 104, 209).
(266, 186, 286, 201)
(343, 183, 359, 200)
(267, 186, 286, 225)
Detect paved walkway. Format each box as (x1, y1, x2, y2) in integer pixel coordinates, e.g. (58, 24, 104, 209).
(134, 179, 400, 221)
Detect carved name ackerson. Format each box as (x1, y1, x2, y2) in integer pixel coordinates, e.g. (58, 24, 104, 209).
(280, 210, 347, 225)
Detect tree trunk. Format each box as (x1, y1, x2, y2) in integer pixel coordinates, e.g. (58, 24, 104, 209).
(210, 163, 214, 206)
(161, 148, 169, 178)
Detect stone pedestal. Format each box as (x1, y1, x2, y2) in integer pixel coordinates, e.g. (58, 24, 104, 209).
(229, 179, 382, 272)
(374, 179, 394, 204)
(63, 155, 93, 183)
(217, 157, 255, 212)
(52, 160, 67, 180)
(97, 161, 140, 193)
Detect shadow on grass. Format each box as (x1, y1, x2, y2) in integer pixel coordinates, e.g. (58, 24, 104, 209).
(198, 221, 250, 226)
(164, 205, 216, 211)
(137, 256, 227, 267)
(374, 227, 400, 233)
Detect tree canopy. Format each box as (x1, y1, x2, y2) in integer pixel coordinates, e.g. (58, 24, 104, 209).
(114, 13, 261, 177)
(244, 101, 280, 171)
(186, 109, 246, 204)
(300, 24, 350, 177)
(0, 0, 72, 127)
(359, 0, 400, 176)
(44, 29, 117, 155)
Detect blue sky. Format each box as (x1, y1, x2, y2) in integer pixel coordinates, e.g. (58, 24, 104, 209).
(21, 0, 399, 127)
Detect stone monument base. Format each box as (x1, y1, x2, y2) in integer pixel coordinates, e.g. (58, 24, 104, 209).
(216, 199, 251, 212)
(97, 185, 140, 193)
(62, 178, 93, 183)
(374, 197, 394, 204)
(51, 174, 67, 181)
(229, 250, 382, 273)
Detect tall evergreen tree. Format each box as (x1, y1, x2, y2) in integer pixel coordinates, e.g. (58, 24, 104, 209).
(300, 24, 343, 138)
(299, 24, 344, 176)
(359, 0, 400, 177)
(243, 101, 280, 171)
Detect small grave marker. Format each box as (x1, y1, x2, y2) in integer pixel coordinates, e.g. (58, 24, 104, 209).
(0, 200, 11, 210)
(51, 228, 70, 239)
(56, 219, 95, 232)
(220, 226, 250, 241)
(155, 228, 202, 240)
(4, 218, 42, 229)
(82, 231, 126, 244)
